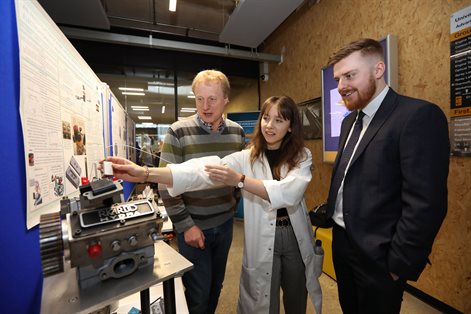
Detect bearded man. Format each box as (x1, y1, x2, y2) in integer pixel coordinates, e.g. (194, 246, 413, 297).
(325, 38, 450, 314)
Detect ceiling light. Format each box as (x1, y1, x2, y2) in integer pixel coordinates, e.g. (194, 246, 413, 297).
(136, 122, 157, 128)
(187, 95, 195, 99)
(161, 106, 166, 114)
(148, 81, 174, 87)
(169, 0, 177, 12)
(122, 92, 145, 96)
(180, 107, 196, 112)
(119, 87, 144, 91)
(132, 108, 149, 111)
(131, 106, 149, 110)
(148, 85, 174, 95)
(138, 116, 152, 120)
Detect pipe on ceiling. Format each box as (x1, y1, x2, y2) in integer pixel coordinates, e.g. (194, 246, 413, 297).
(60, 26, 282, 63)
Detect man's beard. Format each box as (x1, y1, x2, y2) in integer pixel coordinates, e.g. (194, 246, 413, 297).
(341, 75, 376, 111)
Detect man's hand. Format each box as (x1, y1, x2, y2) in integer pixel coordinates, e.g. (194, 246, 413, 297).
(184, 225, 206, 249)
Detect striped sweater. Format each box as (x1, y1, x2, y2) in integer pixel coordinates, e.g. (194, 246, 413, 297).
(158, 114, 245, 232)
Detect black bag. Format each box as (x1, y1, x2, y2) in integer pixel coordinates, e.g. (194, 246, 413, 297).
(309, 203, 334, 228)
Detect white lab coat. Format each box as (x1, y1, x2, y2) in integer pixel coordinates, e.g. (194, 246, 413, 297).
(167, 148, 323, 314)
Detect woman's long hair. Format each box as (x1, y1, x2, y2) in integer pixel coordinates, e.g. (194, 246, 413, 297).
(248, 96, 306, 179)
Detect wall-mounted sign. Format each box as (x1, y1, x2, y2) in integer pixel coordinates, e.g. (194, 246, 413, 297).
(450, 5, 471, 156)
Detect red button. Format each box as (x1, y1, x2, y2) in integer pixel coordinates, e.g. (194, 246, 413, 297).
(87, 242, 102, 258)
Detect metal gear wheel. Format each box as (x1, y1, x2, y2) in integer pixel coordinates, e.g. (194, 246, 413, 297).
(39, 212, 64, 277)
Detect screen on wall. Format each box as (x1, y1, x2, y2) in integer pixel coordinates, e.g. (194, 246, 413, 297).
(321, 34, 398, 163)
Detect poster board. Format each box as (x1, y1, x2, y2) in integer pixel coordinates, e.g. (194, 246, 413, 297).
(321, 34, 398, 163)
(450, 5, 471, 156)
(16, 0, 107, 228)
(127, 115, 137, 163)
(227, 111, 260, 144)
(107, 89, 136, 199)
(109, 90, 128, 158)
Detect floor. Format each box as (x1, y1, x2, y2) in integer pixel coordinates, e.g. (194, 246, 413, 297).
(216, 219, 443, 314)
(116, 219, 444, 314)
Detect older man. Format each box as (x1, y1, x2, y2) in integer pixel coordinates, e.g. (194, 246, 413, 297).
(158, 70, 245, 314)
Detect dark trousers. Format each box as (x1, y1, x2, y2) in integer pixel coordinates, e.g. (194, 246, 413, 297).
(332, 224, 406, 314)
(177, 218, 233, 314)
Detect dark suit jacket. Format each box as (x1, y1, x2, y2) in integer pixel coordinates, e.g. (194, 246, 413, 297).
(327, 88, 450, 281)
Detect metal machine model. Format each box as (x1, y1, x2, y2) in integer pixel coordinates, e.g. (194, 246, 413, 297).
(39, 179, 167, 288)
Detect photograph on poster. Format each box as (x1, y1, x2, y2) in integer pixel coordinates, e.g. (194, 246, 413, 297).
(28, 153, 34, 166)
(31, 179, 42, 206)
(51, 175, 65, 197)
(72, 118, 87, 155)
(62, 121, 71, 139)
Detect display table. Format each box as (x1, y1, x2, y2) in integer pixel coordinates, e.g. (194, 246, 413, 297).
(158, 204, 174, 233)
(41, 241, 193, 314)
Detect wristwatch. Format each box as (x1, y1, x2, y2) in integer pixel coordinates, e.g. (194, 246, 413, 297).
(237, 174, 246, 189)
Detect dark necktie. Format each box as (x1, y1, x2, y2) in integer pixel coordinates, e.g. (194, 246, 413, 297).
(329, 110, 365, 203)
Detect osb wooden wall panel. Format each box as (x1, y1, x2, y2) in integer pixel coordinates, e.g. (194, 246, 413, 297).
(260, 0, 470, 312)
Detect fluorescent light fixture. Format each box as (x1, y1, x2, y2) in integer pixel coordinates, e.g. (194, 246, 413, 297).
(122, 92, 145, 96)
(136, 122, 157, 128)
(180, 107, 197, 112)
(146, 84, 192, 96)
(133, 108, 149, 112)
(131, 106, 149, 110)
(148, 81, 174, 87)
(178, 85, 192, 94)
(169, 0, 177, 12)
(148, 85, 174, 95)
(187, 95, 195, 99)
(119, 87, 144, 91)
(161, 105, 166, 114)
(138, 116, 152, 120)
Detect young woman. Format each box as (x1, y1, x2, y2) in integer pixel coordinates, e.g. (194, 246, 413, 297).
(105, 96, 322, 314)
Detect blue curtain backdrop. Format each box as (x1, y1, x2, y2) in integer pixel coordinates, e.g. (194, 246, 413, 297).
(0, 0, 42, 313)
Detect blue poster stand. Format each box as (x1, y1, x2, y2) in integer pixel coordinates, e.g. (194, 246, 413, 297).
(0, 1, 42, 313)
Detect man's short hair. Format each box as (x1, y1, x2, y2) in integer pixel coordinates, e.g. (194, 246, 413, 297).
(327, 38, 384, 66)
(192, 69, 230, 97)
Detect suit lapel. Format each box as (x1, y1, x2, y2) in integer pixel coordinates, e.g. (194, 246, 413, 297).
(349, 89, 399, 167)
